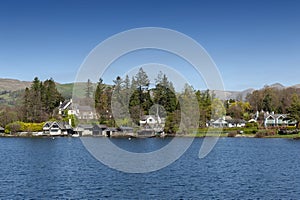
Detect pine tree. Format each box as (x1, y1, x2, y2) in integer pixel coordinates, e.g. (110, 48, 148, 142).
(95, 78, 111, 123)
(287, 94, 300, 128)
(153, 72, 177, 114)
(85, 79, 93, 99)
(129, 68, 152, 123)
(21, 77, 64, 122)
(31, 77, 43, 122)
(43, 78, 64, 116)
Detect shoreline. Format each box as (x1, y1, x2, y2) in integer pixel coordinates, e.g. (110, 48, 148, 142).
(1, 133, 300, 139)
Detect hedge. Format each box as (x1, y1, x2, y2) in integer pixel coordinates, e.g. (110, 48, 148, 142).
(5, 121, 44, 133)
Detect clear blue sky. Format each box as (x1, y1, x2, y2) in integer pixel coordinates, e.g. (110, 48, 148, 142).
(0, 0, 300, 91)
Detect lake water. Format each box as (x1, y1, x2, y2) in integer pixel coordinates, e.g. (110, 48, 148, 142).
(0, 137, 299, 199)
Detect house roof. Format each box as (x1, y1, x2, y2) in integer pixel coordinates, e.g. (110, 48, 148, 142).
(51, 121, 66, 129)
(227, 119, 246, 124)
(265, 114, 287, 119)
(43, 121, 53, 127)
(225, 116, 233, 121)
(43, 121, 72, 130)
(0, 126, 4, 131)
(59, 100, 72, 110)
(93, 124, 107, 130)
(212, 118, 227, 124)
(78, 124, 93, 129)
(141, 115, 156, 120)
(107, 127, 117, 131)
(73, 127, 84, 131)
(77, 105, 94, 112)
(119, 126, 133, 130)
(248, 119, 257, 123)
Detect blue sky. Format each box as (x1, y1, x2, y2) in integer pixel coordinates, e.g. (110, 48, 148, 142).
(0, 0, 300, 91)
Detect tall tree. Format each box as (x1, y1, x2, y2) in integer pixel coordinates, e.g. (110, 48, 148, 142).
(135, 68, 149, 89)
(287, 94, 300, 128)
(21, 77, 64, 122)
(196, 90, 213, 127)
(95, 78, 107, 123)
(43, 78, 64, 116)
(227, 101, 251, 120)
(129, 68, 152, 123)
(85, 79, 93, 99)
(31, 77, 43, 122)
(177, 84, 199, 133)
(153, 72, 177, 115)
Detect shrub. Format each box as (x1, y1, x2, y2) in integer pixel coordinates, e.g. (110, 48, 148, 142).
(5, 121, 44, 133)
(255, 130, 276, 138)
(227, 131, 237, 137)
(243, 128, 258, 134)
(5, 121, 22, 133)
(278, 128, 299, 135)
(245, 122, 259, 128)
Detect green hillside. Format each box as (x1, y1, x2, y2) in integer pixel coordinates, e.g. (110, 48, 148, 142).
(0, 78, 99, 106)
(56, 82, 97, 99)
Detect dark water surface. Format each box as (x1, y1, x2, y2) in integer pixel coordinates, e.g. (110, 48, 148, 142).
(0, 137, 299, 199)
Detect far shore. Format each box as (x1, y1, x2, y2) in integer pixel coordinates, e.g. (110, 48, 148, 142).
(1, 132, 300, 139)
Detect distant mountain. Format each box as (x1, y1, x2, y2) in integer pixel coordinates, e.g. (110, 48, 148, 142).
(265, 83, 285, 90)
(212, 88, 255, 101)
(0, 78, 31, 91)
(212, 82, 300, 100)
(0, 78, 98, 105)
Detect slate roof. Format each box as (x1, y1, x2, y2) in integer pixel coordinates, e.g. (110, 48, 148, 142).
(77, 105, 94, 112)
(227, 119, 246, 124)
(119, 126, 133, 131)
(43, 121, 73, 130)
(59, 100, 72, 110)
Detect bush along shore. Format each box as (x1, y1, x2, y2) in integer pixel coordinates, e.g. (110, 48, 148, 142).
(186, 127, 300, 139)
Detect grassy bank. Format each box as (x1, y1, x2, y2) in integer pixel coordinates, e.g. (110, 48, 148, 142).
(183, 127, 300, 138)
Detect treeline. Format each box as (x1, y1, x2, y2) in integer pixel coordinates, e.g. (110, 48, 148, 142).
(0, 77, 64, 128)
(22, 77, 64, 122)
(94, 68, 181, 132)
(245, 86, 300, 127)
(246, 86, 300, 114)
(93, 68, 218, 133)
(2, 69, 300, 132)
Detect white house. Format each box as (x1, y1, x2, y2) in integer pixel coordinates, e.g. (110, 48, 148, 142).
(264, 113, 296, 127)
(140, 115, 165, 131)
(58, 99, 98, 120)
(75, 105, 98, 120)
(58, 99, 73, 115)
(212, 118, 228, 127)
(211, 116, 246, 128)
(227, 119, 246, 128)
(140, 115, 158, 126)
(43, 121, 73, 136)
